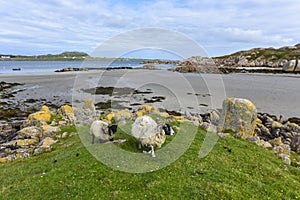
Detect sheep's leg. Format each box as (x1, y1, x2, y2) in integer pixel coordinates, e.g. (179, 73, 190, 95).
(150, 145, 156, 158)
(138, 142, 142, 149)
(170, 128, 174, 136)
(92, 134, 95, 144)
(143, 145, 156, 157)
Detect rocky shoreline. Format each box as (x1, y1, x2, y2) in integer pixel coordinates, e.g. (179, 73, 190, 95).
(1, 97, 299, 167)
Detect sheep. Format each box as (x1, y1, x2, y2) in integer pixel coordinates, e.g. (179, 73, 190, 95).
(90, 120, 118, 144)
(131, 116, 166, 158)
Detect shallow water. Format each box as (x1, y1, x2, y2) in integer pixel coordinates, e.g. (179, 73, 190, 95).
(0, 60, 175, 74)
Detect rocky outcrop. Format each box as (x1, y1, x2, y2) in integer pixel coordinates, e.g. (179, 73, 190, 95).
(219, 98, 257, 137)
(171, 56, 221, 73)
(283, 60, 300, 72)
(0, 105, 77, 163)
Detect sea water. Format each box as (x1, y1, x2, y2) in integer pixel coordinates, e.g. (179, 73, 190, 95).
(0, 60, 175, 74)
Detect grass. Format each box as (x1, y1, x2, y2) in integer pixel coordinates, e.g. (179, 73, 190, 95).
(1, 122, 300, 199)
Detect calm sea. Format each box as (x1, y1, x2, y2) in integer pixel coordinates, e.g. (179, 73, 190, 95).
(0, 60, 175, 74)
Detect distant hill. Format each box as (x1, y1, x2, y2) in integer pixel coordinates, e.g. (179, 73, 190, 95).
(213, 43, 300, 68)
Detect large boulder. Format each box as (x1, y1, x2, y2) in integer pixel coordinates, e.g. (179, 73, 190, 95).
(291, 135, 300, 153)
(283, 60, 300, 72)
(219, 98, 257, 137)
(25, 106, 52, 126)
(58, 105, 76, 124)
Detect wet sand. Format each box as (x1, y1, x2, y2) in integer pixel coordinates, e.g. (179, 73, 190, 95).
(0, 70, 299, 117)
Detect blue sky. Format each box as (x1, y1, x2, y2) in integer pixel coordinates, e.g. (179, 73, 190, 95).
(0, 0, 299, 58)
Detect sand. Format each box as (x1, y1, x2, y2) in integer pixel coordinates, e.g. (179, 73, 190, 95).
(0, 70, 299, 117)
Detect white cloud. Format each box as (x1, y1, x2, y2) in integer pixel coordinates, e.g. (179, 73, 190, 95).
(213, 27, 293, 44)
(0, 0, 299, 56)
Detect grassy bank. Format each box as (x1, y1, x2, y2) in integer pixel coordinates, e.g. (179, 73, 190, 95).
(1, 124, 300, 199)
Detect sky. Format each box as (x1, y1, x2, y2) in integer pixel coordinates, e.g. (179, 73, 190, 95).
(0, 0, 299, 59)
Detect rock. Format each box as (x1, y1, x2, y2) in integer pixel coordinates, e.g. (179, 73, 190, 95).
(284, 122, 300, 133)
(17, 126, 42, 139)
(219, 98, 257, 137)
(217, 132, 230, 138)
(41, 124, 61, 137)
(278, 153, 291, 165)
(34, 137, 56, 155)
(174, 56, 221, 74)
(210, 110, 220, 126)
(0, 157, 8, 163)
(82, 98, 96, 111)
(255, 123, 272, 140)
(282, 60, 300, 72)
(16, 139, 39, 147)
(26, 106, 52, 125)
(61, 132, 69, 138)
(270, 137, 283, 147)
(247, 136, 260, 144)
(158, 112, 170, 118)
(113, 109, 133, 122)
(260, 140, 272, 148)
(291, 135, 300, 153)
(58, 105, 76, 124)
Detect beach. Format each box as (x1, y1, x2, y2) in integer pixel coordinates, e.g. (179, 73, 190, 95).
(1, 70, 299, 118)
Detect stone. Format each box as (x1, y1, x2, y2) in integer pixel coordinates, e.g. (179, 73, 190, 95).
(113, 109, 133, 122)
(41, 124, 61, 137)
(219, 98, 257, 137)
(27, 106, 52, 124)
(217, 132, 230, 138)
(278, 153, 291, 165)
(58, 105, 76, 124)
(34, 137, 56, 155)
(17, 126, 42, 139)
(270, 137, 283, 147)
(291, 135, 300, 153)
(247, 136, 260, 144)
(284, 122, 300, 133)
(282, 60, 300, 72)
(260, 140, 272, 148)
(210, 110, 220, 126)
(0, 157, 8, 163)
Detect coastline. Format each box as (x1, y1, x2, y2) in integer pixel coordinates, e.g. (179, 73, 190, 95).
(0, 69, 300, 118)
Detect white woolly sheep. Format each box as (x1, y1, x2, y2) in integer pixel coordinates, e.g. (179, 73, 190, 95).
(90, 120, 118, 144)
(131, 116, 166, 157)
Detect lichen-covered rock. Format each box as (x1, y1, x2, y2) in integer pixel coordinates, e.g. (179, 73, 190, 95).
(278, 153, 291, 165)
(219, 98, 257, 137)
(17, 126, 42, 139)
(113, 109, 133, 122)
(0, 157, 8, 163)
(34, 137, 56, 155)
(26, 106, 52, 126)
(291, 135, 300, 153)
(283, 60, 300, 72)
(58, 105, 76, 124)
(41, 124, 61, 137)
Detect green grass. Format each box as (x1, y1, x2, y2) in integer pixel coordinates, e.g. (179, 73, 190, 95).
(1, 123, 300, 199)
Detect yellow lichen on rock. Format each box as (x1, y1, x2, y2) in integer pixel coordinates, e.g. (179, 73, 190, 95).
(139, 105, 152, 112)
(42, 137, 56, 149)
(41, 105, 50, 112)
(41, 124, 61, 135)
(83, 98, 95, 111)
(17, 139, 38, 147)
(106, 112, 115, 121)
(136, 111, 144, 117)
(0, 157, 8, 163)
(219, 98, 257, 138)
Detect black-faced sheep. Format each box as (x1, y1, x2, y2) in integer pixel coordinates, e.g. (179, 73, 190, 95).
(90, 120, 118, 144)
(131, 116, 167, 157)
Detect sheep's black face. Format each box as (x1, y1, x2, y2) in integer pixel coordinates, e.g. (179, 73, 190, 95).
(108, 125, 118, 136)
(162, 124, 172, 135)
